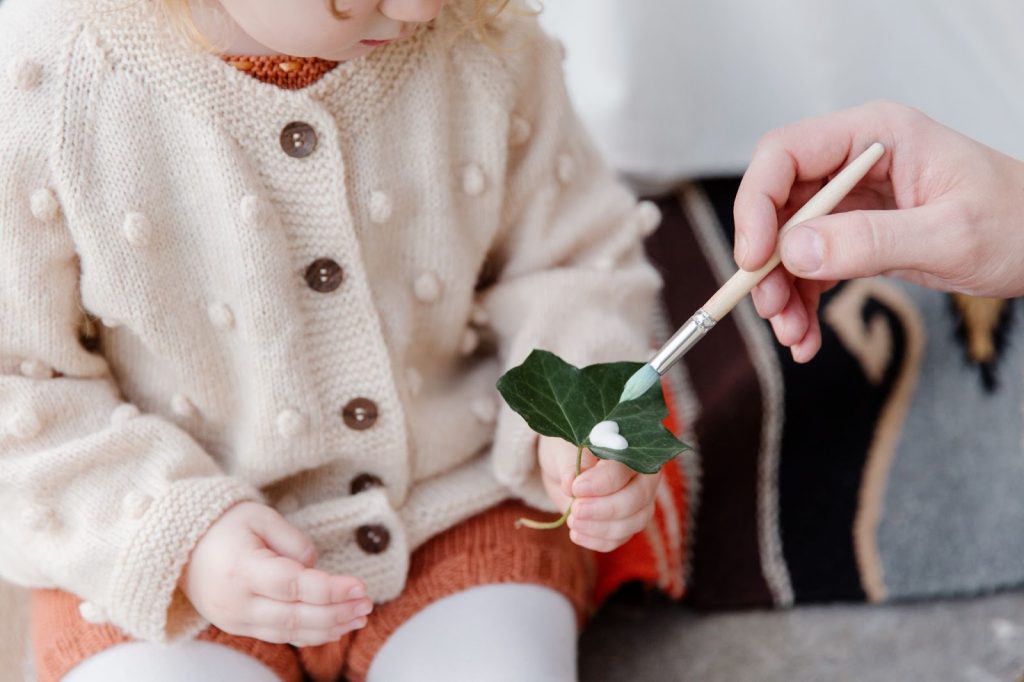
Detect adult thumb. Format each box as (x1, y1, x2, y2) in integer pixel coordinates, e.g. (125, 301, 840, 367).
(779, 205, 940, 281)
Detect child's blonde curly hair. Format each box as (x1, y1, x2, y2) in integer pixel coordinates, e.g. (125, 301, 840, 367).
(162, 0, 514, 48)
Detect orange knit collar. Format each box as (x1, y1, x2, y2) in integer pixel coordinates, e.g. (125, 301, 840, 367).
(224, 55, 340, 90)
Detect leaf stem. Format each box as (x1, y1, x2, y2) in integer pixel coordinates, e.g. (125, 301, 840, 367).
(516, 501, 573, 530)
(515, 443, 584, 530)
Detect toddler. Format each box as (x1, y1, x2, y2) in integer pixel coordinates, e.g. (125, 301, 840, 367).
(0, 0, 667, 680)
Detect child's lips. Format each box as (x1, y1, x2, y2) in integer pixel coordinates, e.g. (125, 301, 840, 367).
(360, 39, 394, 47)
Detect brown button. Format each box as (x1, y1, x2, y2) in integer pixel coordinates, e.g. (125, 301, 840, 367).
(350, 473, 384, 495)
(305, 258, 344, 293)
(280, 121, 317, 158)
(356, 524, 391, 554)
(78, 316, 102, 354)
(342, 398, 378, 430)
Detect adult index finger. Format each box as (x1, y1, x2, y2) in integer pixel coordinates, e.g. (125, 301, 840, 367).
(734, 103, 897, 271)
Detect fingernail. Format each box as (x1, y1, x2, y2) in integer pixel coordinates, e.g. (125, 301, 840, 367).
(769, 315, 784, 342)
(355, 601, 373, 617)
(573, 479, 592, 497)
(735, 234, 749, 267)
(782, 226, 823, 274)
(347, 585, 366, 600)
(792, 345, 814, 364)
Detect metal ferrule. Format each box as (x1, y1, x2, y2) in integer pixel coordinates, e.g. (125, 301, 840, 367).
(649, 309, 718, 374)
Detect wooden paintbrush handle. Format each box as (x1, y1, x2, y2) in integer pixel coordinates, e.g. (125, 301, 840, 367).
(703, 142, 886, 321)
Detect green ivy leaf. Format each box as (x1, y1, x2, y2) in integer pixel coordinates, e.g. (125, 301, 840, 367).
(495, 349, 689, 475)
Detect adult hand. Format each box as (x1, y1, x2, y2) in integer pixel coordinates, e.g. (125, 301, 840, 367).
(180, 501, 372, 646)
(733, 100, 1024, 362)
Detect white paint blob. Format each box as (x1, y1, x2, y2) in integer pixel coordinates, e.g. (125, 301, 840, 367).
(588, 420, 628, 450)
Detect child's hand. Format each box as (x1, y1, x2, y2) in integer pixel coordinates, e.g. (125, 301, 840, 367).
(180, 501, 372, 647)
(538, 436, 661, 553)
(733, 100, 1024, 362)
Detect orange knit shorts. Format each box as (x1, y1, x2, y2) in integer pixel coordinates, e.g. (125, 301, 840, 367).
(31, 501, 595, 682)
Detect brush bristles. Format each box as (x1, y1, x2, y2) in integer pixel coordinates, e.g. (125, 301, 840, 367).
(618, 364, 659, 403)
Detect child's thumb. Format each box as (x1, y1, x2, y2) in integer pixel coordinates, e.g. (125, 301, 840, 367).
(251, 508, 318, 567)
(780, 205, 942, 281)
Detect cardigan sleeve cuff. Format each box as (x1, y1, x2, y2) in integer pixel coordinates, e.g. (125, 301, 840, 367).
(105, 476, 261, 643)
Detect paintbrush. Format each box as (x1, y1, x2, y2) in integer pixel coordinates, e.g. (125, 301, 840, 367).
(619, 141, 886, 403)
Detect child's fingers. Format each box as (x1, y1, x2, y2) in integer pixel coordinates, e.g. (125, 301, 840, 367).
(568, 529, 625, 554)
(245, 554, 365, 605)
(245, 595, 373, 636)
(245, 617, 368, 647)
(571, 472, 659, 522)
(568, 505, 653, 544)
(571, 459, 635, 498)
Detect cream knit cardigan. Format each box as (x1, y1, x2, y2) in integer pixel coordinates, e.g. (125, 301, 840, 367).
(0, 0, 663, 643)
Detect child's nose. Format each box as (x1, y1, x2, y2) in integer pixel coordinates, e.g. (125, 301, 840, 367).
(379, 0, 445, 24)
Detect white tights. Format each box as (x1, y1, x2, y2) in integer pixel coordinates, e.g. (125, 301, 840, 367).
(62, 584, 578, 682)
(59, 639, 279, 682)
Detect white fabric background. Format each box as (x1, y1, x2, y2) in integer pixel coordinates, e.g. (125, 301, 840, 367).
(539, 1, 1024, 185)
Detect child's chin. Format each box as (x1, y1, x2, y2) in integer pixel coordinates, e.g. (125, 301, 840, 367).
(318, 43, 376, 62)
